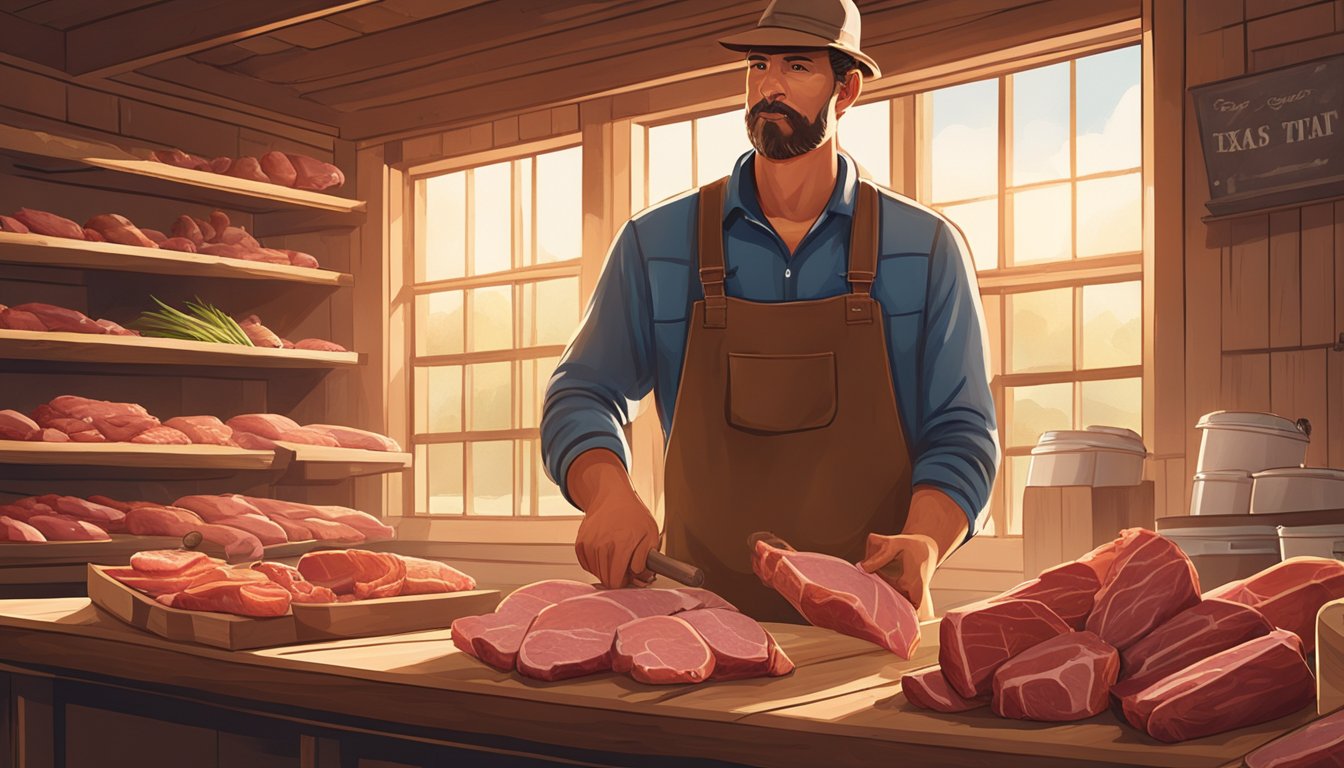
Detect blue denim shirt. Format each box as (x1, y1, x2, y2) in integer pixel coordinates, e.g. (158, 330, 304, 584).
(541, 151, 999, 540)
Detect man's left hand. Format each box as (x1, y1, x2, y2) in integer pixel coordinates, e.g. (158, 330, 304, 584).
(859, 532, 938, 620)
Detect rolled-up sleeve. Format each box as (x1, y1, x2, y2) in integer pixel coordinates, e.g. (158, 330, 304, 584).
(541, 221, 655, 505)
(911, 221, 1001, 540)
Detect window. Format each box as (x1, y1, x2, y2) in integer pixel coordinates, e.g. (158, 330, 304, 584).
(411, 146, 585, 517)
(921, 45, 1143, 535)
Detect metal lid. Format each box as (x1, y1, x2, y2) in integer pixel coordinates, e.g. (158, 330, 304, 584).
(1252, 466, 1344, 481)
(1085, 425, 1142, 441)
(1034, 427, 1147, 455)
(1194, 470, 1254, 482)
(1196, 410, 1310, 439)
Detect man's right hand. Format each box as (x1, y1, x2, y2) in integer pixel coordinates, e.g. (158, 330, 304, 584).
(567, 449, 660, 589)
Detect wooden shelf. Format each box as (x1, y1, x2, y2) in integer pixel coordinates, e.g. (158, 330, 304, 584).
(0, 329, 361, 370)
(0, 231, 352, 286)
(0, 123, 365, 216)
(0, 441, 412, 483)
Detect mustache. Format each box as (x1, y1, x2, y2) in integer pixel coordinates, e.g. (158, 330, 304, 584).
(748, 99, 806, 122)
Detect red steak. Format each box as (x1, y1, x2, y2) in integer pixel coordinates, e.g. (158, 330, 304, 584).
(398, 555, 475, 594)
(677, 607, 794, 680)
(939, 598, 1071, 699)
(163, 416, 233, 446)
(991, 631, 1119, 722)
(902, 666, 988, 713)
(159, 579, 291, 617)
(451, 580, 598, 670)
(991, 560, 1101, 630)
(1119, 629, 1314, 743)
(314, 506, 395, 542)
(25, 515, 109, 541)
(753, 539, 920, 658)
(1112, 598, 1273, 698)
(0, 516, 45, 542)
(226, 413, 301, 440)
(1085, 528, 1200, 650)
(1204, 556, 1344, 653)
(303, 424, 400, 452)
(613, 615, 716, 684)
(297, 549, 405, 598)
(252, 561, 337, 603)
(1244, 707, 1344, 768)
(173, 494, 263, 522)
(10, 303, 105, 334)
(0, 409, 40, 441)
(214, 515, 288, 546)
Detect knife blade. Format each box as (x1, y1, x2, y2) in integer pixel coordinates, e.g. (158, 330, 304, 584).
(646, 550, 705, 587)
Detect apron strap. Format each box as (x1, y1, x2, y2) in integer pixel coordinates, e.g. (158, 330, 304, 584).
(846, 180, 880, 324)
(697, 177, 730, 329)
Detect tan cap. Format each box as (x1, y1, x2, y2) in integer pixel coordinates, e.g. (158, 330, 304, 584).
(719, 0, 880, 78)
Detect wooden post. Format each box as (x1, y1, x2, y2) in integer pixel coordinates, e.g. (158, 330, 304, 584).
(12, 675, 54, 768)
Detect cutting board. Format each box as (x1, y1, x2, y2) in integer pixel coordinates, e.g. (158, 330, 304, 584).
(1319, 597, 1344, 715)
(87, 564, 501, 650)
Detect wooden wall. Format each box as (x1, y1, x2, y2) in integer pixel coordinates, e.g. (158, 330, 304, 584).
(1178, 0, 1344, 516)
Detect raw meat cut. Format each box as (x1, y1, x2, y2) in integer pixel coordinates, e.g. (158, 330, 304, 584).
(260, 151, 297, 187)
(214, 515, 288, 545)
(1119, 629, 1314, 743)
(11, 303, 104, 334)
(263, 514, 315, 542)
(297, 550, 406, 598)
(227, 413, 301, 440)
(303, 424, 399, 451)
(240, 316, 282, 348)
(158, 237, 197, 253)
(163, 416, 234, 445)
(277, 427, 341, 447)
(37, 428, 69, 442)
(672, 588, 737, 612)
(1203, 556, 1344, 653)
(24, 515, 109, 541)
(0, 214, 30, 233)
(1085, 528, 1200, 650)
(902, 666, 988, 713)
(754, 539, 919, 658)
(294, 338, 346, 352)
(159, 579, 291, 617)
(173, 494, 263, 522)
(991, 560, 1100, 630)
(82, 227, 103, 242)
(991, 631, 1119, 721)
(0, 410, 40, 441)
(13, 208, 84, 239)
(207, 211, 261, 249)
(451, 580, 598, 669)
(0, 516, 45, 542)
(1112, 598, 1273, 698)
(515, 588, 707, 681)
(51, 496, 125, 530)
(172, 215, 205, 246)
(88, 495, 155, 513)
(84, 214, 157, 248)
(398, 555, 475, 593)
(107, 550, 224, 595)
(209, 156, 232, 174)
(295, 517, 363, 542)
(132, 549, 210, 573)
(288, 154, 343, 190)
(232, 432, 277, 449)
(151, 149, 210, 171)
(141, 228, 167, 244)
(225, 156, 269, 183)
(0, 307, 47, 331)
(252, 561, 337, 603)
(94, 413, 160, 441)
(613, 615, 716, 684)
(677, 607, 794, 680)
(191, 524, 264, 561)
(124, 505, 204, 535)
(314, 506, 394, 542)
(939, 598, 1071, 699)
(95, 319, 137, 336)
(283, 250, 319, 269)
(130, 425, 191, 444)
(242, 496, 323, 519)
(1244, 706, 1344, 768)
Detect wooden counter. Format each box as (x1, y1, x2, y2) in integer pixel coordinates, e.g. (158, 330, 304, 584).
(0, 598, 1316, 768)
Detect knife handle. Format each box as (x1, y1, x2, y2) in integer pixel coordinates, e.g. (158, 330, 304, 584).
(646, 550, 705, 588)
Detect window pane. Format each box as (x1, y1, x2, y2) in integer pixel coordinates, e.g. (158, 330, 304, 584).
(471, 440, 513, 516)
(425, 366, 463, 433)
(521, 355, 561, 429)
(539, 454, 580, 517)
(469, 285, 513, 352)
(695, 110, 750, 185)
(1007, 455, 1032, 536)
(1011, 183, 1071, 264)
(1009, 288, 1072, 373)
(1012, 61, 1071, 185)
(841, 100, 890, 187)
(535, 277, 580, 346)
(519, 157, 534, 266)
(521, 439, 536, 516)
(929, 79, 998, 202)
(536, 147, 582, 263)
(1082, 377, 1142, 435)
(468, 361, 512, 431)
(1082, 281, 1141, 369)
(939, 200, 998, 272)
(648, 121, 692, 205)
(424, 172, 466, 281)
(427, 443, 464, 515)
(471, 162, 512, 275)
(1077, 46, 1141, 176)
(416, 291, 463, 356)
(1009, 383, 1072, 447)
(1077, 173, 1141, 256)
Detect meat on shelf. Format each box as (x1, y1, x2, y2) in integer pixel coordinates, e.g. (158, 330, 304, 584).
(150, 148, 345, 192)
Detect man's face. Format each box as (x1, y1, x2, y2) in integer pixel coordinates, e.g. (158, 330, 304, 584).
(744, 50, 837, 160)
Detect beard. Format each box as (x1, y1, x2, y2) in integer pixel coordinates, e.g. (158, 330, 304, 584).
(746, 97, 830, 160)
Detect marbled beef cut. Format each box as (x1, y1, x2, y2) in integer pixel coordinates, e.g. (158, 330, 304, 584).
(1203, 556, 1344, 653)
(613, 615, 716, 684)
(990, 560, 1100, 630)
(1111, 597, 1273, 699)
(677, 607, 793, 680)
(451, 580, 598, 669)
(991, 631, 1119, 721)
(1244, 707, 1344, 768)
(939, 598, 1071, 699)
(902, 666, 988, 713)
(1085, 528, 1200, 650)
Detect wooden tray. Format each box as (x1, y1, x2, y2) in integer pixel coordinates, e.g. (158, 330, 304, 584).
(87, 563, 298, 650)
(291, 589, 500, 641)
(0, 534, 183, 566)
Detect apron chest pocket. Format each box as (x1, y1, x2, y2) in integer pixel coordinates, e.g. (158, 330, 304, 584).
(727, 352, 837, 434)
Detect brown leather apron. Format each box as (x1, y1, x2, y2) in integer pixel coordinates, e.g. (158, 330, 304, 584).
(662, 176, 914, 622)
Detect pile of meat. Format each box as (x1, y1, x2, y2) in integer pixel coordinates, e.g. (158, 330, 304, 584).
(0, 302, 137, 336)
(0, 493, 394, 557)
(753, 538, 920, 658)
(0, 207, 321, 269)
(107, 548, 473, 617)
(901, 527, 1344, 744)
(0, 299, 343, 352)
(453, 581, 795, 685)
(151, 149, 345, 192)
(0, 397, 398, 453)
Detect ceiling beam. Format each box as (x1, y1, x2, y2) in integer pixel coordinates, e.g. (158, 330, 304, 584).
(0, 10, 64, 71)
(64, 0, 379, 78)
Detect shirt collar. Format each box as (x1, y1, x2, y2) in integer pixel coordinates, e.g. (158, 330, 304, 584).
(723, 149, 859, 227)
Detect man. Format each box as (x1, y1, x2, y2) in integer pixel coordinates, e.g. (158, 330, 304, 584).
(541, 0, 998, 622)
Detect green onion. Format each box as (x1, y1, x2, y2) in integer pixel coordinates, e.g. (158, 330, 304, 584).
(132, 296, 255, 346)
